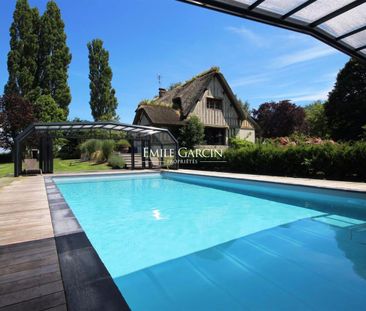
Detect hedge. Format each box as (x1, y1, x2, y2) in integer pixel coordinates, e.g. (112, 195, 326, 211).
(180, 142, 366, 181)
(0, 152, 12, 163)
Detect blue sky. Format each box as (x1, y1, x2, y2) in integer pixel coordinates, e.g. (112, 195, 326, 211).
(0, 0, 349, 123)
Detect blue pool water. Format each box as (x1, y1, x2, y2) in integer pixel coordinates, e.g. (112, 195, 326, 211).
(54, 172, 366, 310)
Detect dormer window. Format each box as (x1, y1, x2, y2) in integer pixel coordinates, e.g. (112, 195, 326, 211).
(207, 98, 223, 110)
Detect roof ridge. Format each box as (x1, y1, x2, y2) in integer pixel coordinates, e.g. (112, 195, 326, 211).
(178, 66, 219, 88)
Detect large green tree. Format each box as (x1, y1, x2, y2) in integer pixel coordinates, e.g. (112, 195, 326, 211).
(38, 0, 71, 118)
(87, 39, 118, 121)
(4, 0, 40, 98)
(325, 58, 366, 141)
(33, 95, 65, 122)
(179, 116, 205, 149)
(304, 100, 329, 138)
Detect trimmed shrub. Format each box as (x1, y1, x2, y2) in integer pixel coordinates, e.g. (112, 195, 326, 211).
(229, 137, 254, 149)
(58, 139, 81, 159)
(101, 140, 115, 161)
(86, 139, 102, 156)
(0, 152, 12, 163)
(116, 139, 131, 152)
(91, 150, 104, 163)
(79, 141, 88, 154)
(79, 139, 104, 161)
(108, 154, 126, 169)
(181, 141, 366, 181)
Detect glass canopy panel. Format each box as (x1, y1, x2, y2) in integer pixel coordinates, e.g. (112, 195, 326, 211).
(103, 124, 116, 129)
(113, 125, 125, 130)
(139, 130, 152, 134)
(291, 0, 354, 24)
(233, 0, 257, 6)
(360, 49, 366, 56)
(257, 0, 306, 16)
(319, 3, 366, 37)
(341, 30, 366, 49)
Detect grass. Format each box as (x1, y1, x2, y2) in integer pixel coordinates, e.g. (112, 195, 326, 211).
(53, 158, 111, 173)
(0, 163, 13, 177)
(0, 158, 113, 178)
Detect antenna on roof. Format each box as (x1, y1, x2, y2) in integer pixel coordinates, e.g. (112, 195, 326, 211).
(157, 74, 162, 88)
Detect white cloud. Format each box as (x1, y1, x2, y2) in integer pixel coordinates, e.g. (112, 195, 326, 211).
(226, 26, 266, 47)
(258, 89, 330, 102)
(273, 45, 337, 68)
(290, 90, 330, 102)
(230, 74, 269, 87)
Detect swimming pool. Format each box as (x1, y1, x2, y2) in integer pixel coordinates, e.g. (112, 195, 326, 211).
(54, 172, 366, 310)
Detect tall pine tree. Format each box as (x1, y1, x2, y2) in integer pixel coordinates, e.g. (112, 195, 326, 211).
(38, 0, 71, 118)
(87, 39, 118, 121)
(4, 0, 40, 98)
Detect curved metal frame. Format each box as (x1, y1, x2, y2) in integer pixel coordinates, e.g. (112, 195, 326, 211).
(14, 121, 179, 176)
(179, 0, 366, 62)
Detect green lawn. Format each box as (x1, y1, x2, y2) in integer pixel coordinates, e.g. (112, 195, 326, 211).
(53, 158, 112, 172)
(0, 158, 113, 178)
(0, 163, 13, 177)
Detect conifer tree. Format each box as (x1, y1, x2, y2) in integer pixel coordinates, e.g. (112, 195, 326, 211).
(4, 0, 40, 98)
(38, 0, 71, 118)
(325, 58, 366, 140)
(87, 39, 118, 121)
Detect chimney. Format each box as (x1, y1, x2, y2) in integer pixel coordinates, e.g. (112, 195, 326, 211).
(159, 88, 166, 98)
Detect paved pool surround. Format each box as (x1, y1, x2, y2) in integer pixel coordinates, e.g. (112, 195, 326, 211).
(44, 175, 130, 311)
(1, 169, 365, 310)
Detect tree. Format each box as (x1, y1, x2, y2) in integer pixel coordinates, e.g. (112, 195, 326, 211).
(325, 58, 366, 141)
(87, 39, 118, 121)
(0, 94, 35, 151)
(4, 0, 40, 98)
(179, 115, 205, 149)
(33, 95, 65, 122)
(37, 1, 72, 117)
(252, 100, 306, 138)
(304, 100, 329, 137)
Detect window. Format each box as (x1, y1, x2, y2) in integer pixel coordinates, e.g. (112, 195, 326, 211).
(204, 127, 226, 145)
(207, 98, 223, 110)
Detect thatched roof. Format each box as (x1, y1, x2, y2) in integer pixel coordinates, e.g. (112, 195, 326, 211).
(136, 105, 184, 126)
(133, 67, 248, 125)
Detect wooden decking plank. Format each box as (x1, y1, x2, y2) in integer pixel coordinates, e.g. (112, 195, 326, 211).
(0, 280, 64, 308)
(0, 239, 55, 254)
(1, 253, 59, 276)
(0, 291, 66, 311)
(0, 248, 56, 267)
(0, 271, 61, 296)
(44, 304, 67, 311)
(0, 263, 60, 285)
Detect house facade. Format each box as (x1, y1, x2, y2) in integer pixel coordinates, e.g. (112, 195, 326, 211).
(133, 68, 256, 146)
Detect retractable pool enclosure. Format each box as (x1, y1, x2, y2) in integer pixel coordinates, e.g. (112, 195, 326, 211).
(14, 122, 179, 176)
(179, 0, 366, 62)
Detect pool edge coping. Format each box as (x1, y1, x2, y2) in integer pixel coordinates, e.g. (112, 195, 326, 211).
(50, 169, 366, 193)
(44, 175, 131, 311)
(167, 169, 366, 194)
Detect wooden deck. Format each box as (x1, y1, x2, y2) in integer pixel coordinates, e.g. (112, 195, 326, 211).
(0, 176, 66, 310)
